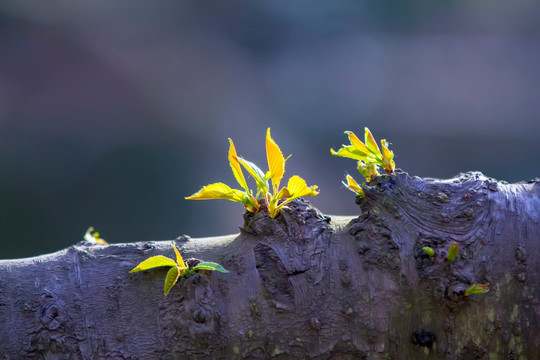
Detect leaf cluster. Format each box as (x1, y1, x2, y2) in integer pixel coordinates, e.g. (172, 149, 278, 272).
(186, 128, 319, 218)
(83, 227, 108, 245)
(331, 127, 395, 197)
(129, 245, 228, 295)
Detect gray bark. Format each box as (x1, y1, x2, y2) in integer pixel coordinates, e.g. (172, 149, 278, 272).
(1, 171, 539, 359)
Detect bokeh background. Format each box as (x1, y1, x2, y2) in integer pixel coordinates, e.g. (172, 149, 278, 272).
(1, 1, 539, 259)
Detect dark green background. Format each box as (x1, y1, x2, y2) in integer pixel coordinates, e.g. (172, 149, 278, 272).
(1, 1, 539, 259)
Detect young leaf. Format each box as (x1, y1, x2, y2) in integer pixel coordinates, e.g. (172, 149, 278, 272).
(380, 139, 395, 173)
(285, 175, 319, 200)
(447, 242, 459, 262)
(187, 128, 317, 218)
(276, 186, 290, 200)
(243, 197, 261, 213)
(346, 131, 372, 156)
(330, 130, 376, 162)
(192, 262, 229, 273)
(83, 227, 108, 245)
(185, 183, 245, 202)
(228, 139, 249, 193)
(265, 175, 319, 218)
(266, 128, 286, 190)
(358, 161, 379, 183)
(238, 157, 269, 195)
(331, 127, 396, 185)
(343, 174, 364, 197)
(465, 283, 489, 296)
(330, 144, 369, 162)
(129, 255, 177, 273)
(265, 192, 279, 219)
(422, 247, 435, 257)
(83, 227, 94, 242)
(164, 266, 181, 295)
(173, 245, 188, 275)
(364, 127, 381, 155)
(130, 246, 229, 297)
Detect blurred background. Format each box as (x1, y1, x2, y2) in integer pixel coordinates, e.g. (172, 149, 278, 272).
(1, 1, 539, 259)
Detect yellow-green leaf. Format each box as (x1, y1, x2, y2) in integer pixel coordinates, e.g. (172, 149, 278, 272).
(465, 283, 489, 296)
(343, 174, 364, 197)
(228, 139, 249, 192)
(276, 186, 290, 199)
(346, 131, 372, 156)
(266, 128, 286, 190)
(358, 161, 379, 182)
(83, 227, 109, 245)
(422, 247, 435, 257)
(364, 127, 381, 155)
(173, 245, 188, 273)
(285, 175, 319, 200)
(129, 255, 177, 273)
(265, 192, 280, 219)
(164, 266, 181, 295)
(185, 183, 245, 202)
(380, 139, 395, 173)
(238, 158, 268, 194)
(244, 196, 261, 213)
(331, 127, 396, 185)
(447, 242, 459, 262)
(330, 145, 370, 161)
(192, 262, 229, 273)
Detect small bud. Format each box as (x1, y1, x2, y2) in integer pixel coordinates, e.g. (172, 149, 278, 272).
(447, 242, 459, 262)
(422, 247, 435, 257)
(310, 318, 321, 331)
(465, 283, 489, 296)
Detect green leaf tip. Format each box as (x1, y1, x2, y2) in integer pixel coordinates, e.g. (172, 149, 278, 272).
(465, 283, 489, 296)
(422, 247, 435, 257)
(164, 266, 181, 295)
(447, 242, 459, 262)
(193, 262, 229, 273)
(130, 246, 229, 296)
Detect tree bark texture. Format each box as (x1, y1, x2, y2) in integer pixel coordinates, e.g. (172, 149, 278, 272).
(1, 171, 540, 359)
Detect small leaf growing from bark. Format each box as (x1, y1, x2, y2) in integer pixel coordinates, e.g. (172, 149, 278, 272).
(130, 245, 228, 296)
(173, 245, 189, 276)
(266, 128, 286, 192)
(192, 262, 229, 273)
(331, 127, 395, 195)
(343, 174, 365, 198)
(186, 128, 318, 219)
(422, 247, 435, 257)
(447, 242, 459, 262)
(83, 227, 108, 245)
(465, 283, 489, 296)
(164, 266, 181, 296)
(129, 256, 177, 272)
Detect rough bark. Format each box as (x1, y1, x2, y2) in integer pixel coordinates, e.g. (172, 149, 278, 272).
(1, 171, 540, 360)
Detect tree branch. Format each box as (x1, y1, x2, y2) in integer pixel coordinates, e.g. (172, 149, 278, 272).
(1, 171, 539, 359)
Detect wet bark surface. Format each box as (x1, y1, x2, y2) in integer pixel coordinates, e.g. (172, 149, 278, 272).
(1, 171, 539, 359)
